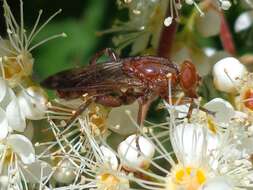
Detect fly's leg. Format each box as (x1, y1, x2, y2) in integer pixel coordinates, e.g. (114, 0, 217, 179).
(64, 98, 94, 127)
(136, 94, 157, 154)
(89, 48, 119, 65)
(137, 93, 157, 126)
(137, 99, 152, 127)
(186, 98, 194, 121)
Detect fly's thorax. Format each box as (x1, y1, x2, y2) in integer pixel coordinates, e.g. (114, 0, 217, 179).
(122, 56, 179, 97)
(122, 56, 178, 81)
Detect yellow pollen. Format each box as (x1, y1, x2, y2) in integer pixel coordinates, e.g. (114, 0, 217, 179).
(1, 52, 33, 87)
(87, 103, 110, 136)
(96, 172, 129, 190)
(172, 165, 206, 190)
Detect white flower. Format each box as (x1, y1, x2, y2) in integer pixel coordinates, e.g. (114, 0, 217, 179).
(0, 78, 26, 137)
(201, 177, 233, 190)
(171, 123, 219, 167)
(0, 134, 53, 189)
(0, 108, 9, 140)
(17, 86, 48, 120)
(55, 118, 131, 190)
(213, 57, 247, 93)
(128, 113, 253, 190)
(0, 78, 47, 138)
(235, 73, 253, 116)
(0, 0, 65, 86)
(110, 0, 168, 54)
(118, 134, 155, 172)
(204, 98, 235, 125)
(6, 98, 26, 132)
(0, 134, 35, 176)
(6, 134, 35, 164)
(166, 98, 235, 132)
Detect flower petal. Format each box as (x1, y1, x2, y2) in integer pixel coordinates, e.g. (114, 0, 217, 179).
(7, 134, 35, 164)
(6, 99, 26, 132)
(204, 98, 235, 124)
(171, 123, 207, 166)
(17, 86, 47, 120)
(22, 161, 52, 183)
(0, 78, 7, 102)
(100, 145, 118, 170)
(201, 177, 233, 190)
(0, 108, 8, 140)
(0, 87, 16, 109)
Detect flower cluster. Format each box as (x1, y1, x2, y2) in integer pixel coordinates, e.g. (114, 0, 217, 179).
(103, 0, 239, 55)
(39, 57, 253, 190)
(2, 0, 253, 190)
(0, 0, 64, 189)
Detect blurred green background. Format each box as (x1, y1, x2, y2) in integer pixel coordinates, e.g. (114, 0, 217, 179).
(0, 0, 117, 81)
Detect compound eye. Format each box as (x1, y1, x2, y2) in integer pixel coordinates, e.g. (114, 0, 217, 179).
(179, 60, 200, 97)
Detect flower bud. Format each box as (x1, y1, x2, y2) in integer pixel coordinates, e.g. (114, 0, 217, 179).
(118, 134, 155, 172)
(213, 57, 247, 93)
(54, 159, 76, 184)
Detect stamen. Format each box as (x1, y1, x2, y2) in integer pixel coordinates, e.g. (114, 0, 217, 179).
(27, 9, 63, 49)
(28, 33, 67, 52)
(25, 10, 43, 50)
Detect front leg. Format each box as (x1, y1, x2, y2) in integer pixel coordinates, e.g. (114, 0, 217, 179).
(89, 48, 119, 65)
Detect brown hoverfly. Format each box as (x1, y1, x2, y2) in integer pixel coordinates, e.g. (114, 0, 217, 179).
(41, 48, 202, 126)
